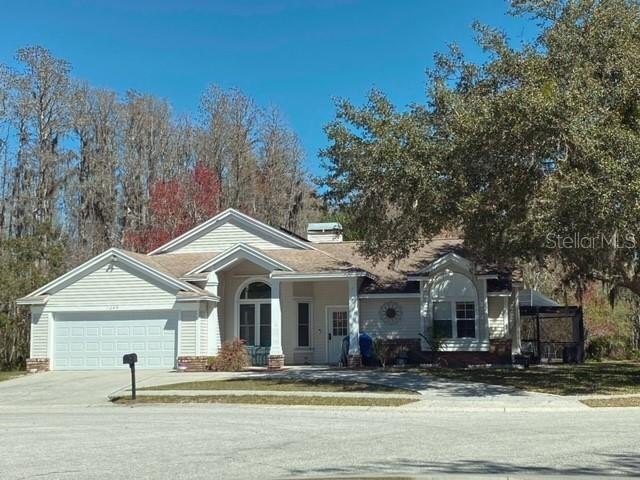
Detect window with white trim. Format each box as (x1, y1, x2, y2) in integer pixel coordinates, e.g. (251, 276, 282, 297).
(455, 302, 476, 338)
(430, 271, 478, 340)
(238, 281, 271, 347)
(433, 301, 452, 338)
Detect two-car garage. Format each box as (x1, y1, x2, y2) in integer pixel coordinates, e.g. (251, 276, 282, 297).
(52, 311, 178, 370)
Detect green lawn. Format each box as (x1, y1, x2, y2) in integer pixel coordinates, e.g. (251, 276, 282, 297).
(422, 361, 640, 396)
(140, 377, 417, 394)
(112, 394, 417, 407)
(0, 371, 25, 383)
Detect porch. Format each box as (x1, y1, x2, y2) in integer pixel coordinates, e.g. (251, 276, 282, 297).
(202, 257, 364, 369)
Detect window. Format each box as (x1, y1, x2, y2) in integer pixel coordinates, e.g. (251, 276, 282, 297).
(297, 303, 311, 347)
(259, 303, 271, 347)
(432, 301, 452, 338)
(332, 311, 348, 337)
(239, 304, 256, 345)
(240, 281, 271, 299)
(456, 302, 476, 338)
(238, 281, 271, 347)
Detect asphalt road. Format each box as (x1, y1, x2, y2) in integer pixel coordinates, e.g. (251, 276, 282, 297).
(2, 403, 639, 479)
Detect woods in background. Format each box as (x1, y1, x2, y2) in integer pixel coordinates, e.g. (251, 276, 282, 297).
(0, 46, 320, 368)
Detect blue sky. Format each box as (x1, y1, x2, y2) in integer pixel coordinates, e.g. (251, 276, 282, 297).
(2, 0, 535, 177)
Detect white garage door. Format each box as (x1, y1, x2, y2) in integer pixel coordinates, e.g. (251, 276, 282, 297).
(53, 311, 178, 370)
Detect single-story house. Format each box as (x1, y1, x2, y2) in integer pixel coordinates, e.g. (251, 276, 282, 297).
(19, 208, 523, 371)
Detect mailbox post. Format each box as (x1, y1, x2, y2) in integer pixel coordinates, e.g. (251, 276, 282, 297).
(122, 353, 138, 400)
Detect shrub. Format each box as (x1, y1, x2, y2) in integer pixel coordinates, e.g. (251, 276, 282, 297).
(586, 335, 631, 361)
(211, 338, 250, 371)
(373, 338, 392, 368)
(206, 356, 217, 370)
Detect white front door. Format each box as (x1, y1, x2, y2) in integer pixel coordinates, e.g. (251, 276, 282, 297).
(327, 307, 348, 364)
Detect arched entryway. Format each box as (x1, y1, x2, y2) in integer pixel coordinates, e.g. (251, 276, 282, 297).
(237, 280, 271, 347)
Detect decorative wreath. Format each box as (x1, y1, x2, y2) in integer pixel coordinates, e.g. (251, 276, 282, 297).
(380, 302, 402, 324)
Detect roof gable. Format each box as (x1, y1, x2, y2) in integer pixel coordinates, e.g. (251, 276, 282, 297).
(21, 248, 207, 302)
(149, 209, 313, 255)
(187, 243, 295, 275)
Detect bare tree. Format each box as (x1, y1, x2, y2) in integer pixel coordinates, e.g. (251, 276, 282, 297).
(69, 84, 119, 257)
(119, 91, 173, 236)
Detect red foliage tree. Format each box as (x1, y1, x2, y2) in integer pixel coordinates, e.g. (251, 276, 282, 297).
(123, 164, 222, 252)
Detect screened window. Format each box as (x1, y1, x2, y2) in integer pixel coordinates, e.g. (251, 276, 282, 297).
(297, 303, 310, 347)
(432, 301, 452, 338)
(456, 302, 476, 338)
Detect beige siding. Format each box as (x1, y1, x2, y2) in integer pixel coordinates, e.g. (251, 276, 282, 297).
(180, 311, 197, 355)
(311, 280, 348, 364)
(30, 309, 49, 358)
(488, 296, 509, 339)
(170, 221, 291, 253)
(360, 298, 421, 339)
(47, 262, 178, 309)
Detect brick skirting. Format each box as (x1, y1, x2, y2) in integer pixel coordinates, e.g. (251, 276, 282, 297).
(347, 354, 362, 368)
(26, 358, 50, 373)
(267, 355, 285, 370)
(177, 356, 209, 372)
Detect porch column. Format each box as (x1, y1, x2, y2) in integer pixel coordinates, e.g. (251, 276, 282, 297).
(511, 287, 522, 355)
(347, 276, 361, 367)
(268, 278, 284, 369)
(206, 272, 221, 356)
(480, 278, 490, 343)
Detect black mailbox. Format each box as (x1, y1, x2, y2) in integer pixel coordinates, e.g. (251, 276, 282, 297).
(122, 353, 138, 400)
(123, 353, 138, 365)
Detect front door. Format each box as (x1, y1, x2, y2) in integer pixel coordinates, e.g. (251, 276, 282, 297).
(327, 307, 348, 364)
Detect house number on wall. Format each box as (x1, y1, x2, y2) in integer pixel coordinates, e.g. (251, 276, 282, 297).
(379, 302, 402, 325)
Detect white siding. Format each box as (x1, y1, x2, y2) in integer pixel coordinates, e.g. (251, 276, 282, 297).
(47, 262, 178, 309)
(488, 296, 508, 339)
(422, 265, 490, 351)
(199, 304, 208, 355)
(30, 309, 49, 358)
(360, 298, 421, 339)
(180, 311, 197, 355)
(170, 221, 291, 253)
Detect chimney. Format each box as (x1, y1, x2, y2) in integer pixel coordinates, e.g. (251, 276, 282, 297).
(307, 222, 343, 243)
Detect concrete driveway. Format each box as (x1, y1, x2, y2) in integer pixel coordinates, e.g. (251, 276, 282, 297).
(0, 370, 168, 407)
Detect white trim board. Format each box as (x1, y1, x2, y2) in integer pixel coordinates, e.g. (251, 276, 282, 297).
(270, 272, 373, 281)
(358, 293, 420, 299)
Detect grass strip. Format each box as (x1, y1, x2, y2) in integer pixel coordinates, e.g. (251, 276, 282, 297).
(112, 394, 418, 407)
(0, 371, 25, 383)
(419, 361, 640, 396)
(581, 397, 640, 408)
(140, 378, 416, 394)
